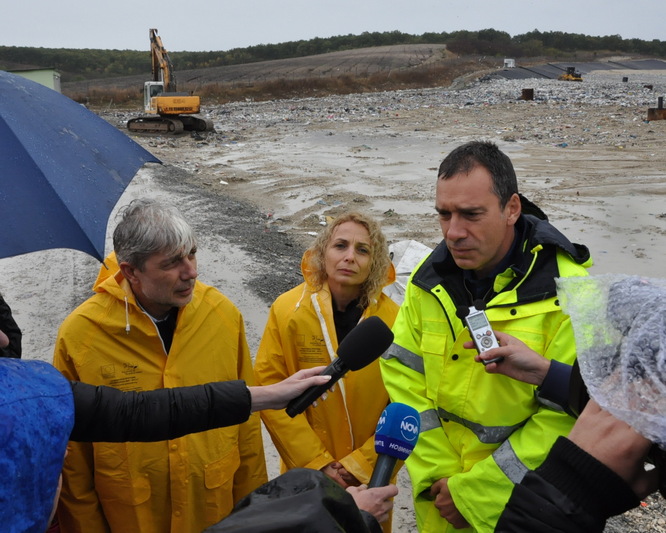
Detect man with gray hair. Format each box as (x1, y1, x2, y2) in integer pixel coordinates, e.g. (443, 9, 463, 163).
(53, 199, 267, 533)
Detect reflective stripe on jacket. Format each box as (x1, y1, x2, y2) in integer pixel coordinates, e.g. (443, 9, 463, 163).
(380, 214, 592, 533)
(53, 267, 267, 533)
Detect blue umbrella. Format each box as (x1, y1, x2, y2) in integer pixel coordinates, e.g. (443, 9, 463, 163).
(0, 71, 160, 261)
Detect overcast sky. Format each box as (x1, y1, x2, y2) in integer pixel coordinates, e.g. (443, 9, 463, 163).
(3, 0, 663, 52)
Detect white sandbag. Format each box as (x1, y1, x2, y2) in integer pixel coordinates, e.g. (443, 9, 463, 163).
(384, 240, 432, 306)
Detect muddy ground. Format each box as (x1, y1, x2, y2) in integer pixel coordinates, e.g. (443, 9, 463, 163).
(3, 69, 666, 531)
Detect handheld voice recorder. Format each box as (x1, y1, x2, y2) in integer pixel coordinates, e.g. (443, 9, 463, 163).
(461, 304, 502, 365)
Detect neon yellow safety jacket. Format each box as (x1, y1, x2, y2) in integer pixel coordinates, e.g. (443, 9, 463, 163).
(53, 267, 267, 533)
(380, 214, 592, 533)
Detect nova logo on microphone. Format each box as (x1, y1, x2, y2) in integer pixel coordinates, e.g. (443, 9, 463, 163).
(399, 418, 420, 440)
(368, 402, 420, 487)
(374, 403, 420, 461)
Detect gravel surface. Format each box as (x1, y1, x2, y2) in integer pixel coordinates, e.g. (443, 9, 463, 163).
(117, 70, 666, 532)
(3, 68, 665, 531)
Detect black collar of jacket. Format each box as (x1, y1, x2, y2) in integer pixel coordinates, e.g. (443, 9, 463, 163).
(412, 214, 591, 309)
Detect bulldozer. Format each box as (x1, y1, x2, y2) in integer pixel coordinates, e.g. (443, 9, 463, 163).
(127, 29, 214, 134)
(558, 66, 583, 82)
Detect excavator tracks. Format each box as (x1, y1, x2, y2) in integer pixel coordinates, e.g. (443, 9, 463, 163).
(127, 115, 214, 134)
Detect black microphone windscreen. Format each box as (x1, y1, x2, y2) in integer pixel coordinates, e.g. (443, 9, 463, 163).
(472, 299, 486, 310)
(456, 306, 469, 319)
(337, 316, 393, 371)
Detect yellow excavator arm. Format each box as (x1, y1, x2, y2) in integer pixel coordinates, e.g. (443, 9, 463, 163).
(128, 29, 214, 134)
(149, 28, 175, 91)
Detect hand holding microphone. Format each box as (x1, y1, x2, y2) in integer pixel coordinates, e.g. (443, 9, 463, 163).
(286, 316, 394, 418)
(369, 402, 421, 488)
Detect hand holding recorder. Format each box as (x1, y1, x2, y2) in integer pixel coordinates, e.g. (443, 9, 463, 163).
(457, 300, 502, 365)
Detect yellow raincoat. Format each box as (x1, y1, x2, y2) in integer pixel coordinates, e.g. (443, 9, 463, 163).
(53, 264, 267, 533)
(253, 252, 399, 530)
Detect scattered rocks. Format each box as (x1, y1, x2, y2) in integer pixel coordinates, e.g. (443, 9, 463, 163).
(100, 69, 666, 532)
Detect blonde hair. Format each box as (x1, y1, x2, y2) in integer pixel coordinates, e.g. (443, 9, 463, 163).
(305, 212, 390, 309)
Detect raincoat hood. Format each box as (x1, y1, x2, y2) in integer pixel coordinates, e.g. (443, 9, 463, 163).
(93, 251, 120, 291)
(0, 360, 74, 532)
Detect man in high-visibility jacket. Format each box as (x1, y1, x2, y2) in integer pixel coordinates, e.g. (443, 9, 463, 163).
(380, 141, 592, 532)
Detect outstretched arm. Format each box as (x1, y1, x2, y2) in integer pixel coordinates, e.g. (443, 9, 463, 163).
(472, 331, 551, 385)
(249, 366, 330, 411)
(497, 400, 657, 532)
(472, 331, 573, 411)
(568, 400, 657, 499)
(70, 367, 329, 442)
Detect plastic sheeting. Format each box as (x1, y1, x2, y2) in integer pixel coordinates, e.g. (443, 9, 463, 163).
(556, 274, 666, 449)
(383, 240, 432, 305)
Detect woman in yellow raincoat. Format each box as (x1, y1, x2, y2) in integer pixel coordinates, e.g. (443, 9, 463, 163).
(254, 212, 399, 531)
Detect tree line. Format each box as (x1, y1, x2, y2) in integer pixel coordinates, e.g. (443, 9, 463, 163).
(2, 29, 664, 82)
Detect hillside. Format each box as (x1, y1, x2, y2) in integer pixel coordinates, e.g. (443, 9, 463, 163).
(62, 44, 511, 103)
(62, 44, 662, 106)
(65, 44, 447, 88)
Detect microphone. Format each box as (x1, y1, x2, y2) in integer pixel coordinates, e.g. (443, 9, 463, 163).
(285, 316, 394, 418)
(456, 305, 470, 320)
(368, 402, 420, 488)
(456, 299, 486, 320)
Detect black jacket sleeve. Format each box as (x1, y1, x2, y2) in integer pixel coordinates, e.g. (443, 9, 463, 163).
(69, 380, 252, 442)
(535, 360, 573, 413)
(0, 295, 22, 359)
(496, 437, 640, 533)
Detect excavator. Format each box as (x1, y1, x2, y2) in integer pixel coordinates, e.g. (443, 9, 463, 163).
(127, 29, 214, 134)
